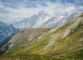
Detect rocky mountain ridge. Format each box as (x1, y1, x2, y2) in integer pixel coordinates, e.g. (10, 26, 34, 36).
(10, 10, 79, 28)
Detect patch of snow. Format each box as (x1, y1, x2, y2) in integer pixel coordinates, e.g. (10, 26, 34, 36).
(62, 20, 66, 23)
(15, 18, 23, 22)
(58, 15, 63, 20)
(34, 16, 52, 27)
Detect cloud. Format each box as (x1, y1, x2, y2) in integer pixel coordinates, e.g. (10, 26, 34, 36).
(74, 0, 83, 5)
(79, 6, 83, 9)
(65, 6, 75, 12)
(0, 0, 83, 22)
(0, 0, 4, 8)
(0, 1, 66, 21)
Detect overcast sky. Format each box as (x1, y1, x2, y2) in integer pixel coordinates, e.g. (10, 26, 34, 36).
(0, 0, 83, 22)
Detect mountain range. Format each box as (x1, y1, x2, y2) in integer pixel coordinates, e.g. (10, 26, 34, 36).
(0, 10, 79, 49)
(0, 21, 19, 48)
(10, 10, 78, 28)
(0, 12, 83, 60)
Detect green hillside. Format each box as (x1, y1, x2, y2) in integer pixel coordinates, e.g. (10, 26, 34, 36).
(0, 13, 83, 60)
(7, 28, 52, 48)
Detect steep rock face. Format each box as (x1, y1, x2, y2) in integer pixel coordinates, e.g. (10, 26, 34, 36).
(0, 21, 9, 42)
(0, 33, 15, 50)
(0, 24, 19, 53)
(0, 21, 8, 33)
(41, 13, 78, 28)
(0, 24, 19, 44)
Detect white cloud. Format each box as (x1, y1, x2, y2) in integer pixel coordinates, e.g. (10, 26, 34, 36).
(79, 6, 83, 9)
(65, 6, 75, 12)
(1, 1, 66, 20)
(0, 1, 78, 22)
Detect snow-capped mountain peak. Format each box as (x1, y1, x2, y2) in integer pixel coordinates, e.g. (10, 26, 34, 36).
(31, 10, 53, 28)
(10, 10, 78, 28)
(15, 18, 22, 21)
(38, 10, 52, 16)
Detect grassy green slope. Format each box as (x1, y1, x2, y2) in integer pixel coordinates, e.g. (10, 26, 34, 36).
(8, 28, 52, 48)
(1, 13, 83, 60)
